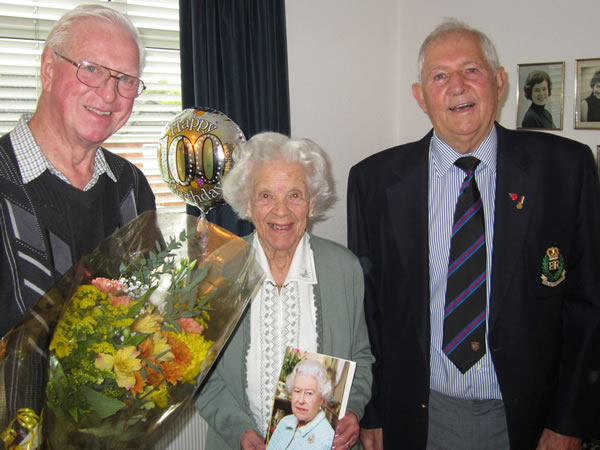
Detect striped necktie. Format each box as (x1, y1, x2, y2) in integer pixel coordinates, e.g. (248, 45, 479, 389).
(443, 156, 487, 373)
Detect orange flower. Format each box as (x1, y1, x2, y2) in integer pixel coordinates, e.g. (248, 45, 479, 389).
(145, 366, 165, 387)
(177, 317, 205, 334)
(92, 277, 124, 295)
(142, 332, 174, 362)
(0, 340, 7, 361)
(131, 371, 146, 396)
(138, 337, 153, 359)
(160, 361, 185, 385)
(159, 333, 192, 384)
(110, 295, 133, 308)
(167, 333, 192, 367)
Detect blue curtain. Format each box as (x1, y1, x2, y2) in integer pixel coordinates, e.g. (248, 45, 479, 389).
(179, 0, 291, 235)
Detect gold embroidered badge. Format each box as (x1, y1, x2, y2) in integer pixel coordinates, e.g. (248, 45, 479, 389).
(540, 246, 566, 287)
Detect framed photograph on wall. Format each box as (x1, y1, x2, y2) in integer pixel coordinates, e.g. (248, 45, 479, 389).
(575, 58, 600, 129)
(516, 62, 564, 130)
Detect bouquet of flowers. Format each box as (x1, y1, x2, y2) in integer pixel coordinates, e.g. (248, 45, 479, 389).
(0, 210, 262, 449)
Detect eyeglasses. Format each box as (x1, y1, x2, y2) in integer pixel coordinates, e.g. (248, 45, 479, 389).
(54, 51, 146, 99)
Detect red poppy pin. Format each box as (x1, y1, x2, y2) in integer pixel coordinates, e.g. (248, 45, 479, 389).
(508, 193, 525, 209)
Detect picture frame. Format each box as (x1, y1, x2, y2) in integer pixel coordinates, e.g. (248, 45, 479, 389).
(575, 58, 600, 129)
(516, 62, 564, 130)
(596, 145, 600, 179)
(265, 347, 356, 447)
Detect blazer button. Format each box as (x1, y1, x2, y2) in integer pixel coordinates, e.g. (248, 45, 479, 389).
(421, 403, 427, 408)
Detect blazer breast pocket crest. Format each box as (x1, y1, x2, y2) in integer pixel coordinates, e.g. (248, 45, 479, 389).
(540, 246, 566, 287)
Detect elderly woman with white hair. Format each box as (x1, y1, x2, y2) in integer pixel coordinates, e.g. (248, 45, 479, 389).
(267, 360, 335, 449)
(195, 132, 372, 449)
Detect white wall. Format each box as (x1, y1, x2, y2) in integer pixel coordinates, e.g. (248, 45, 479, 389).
(285, 0, 400, 244)
(286, 0, 600, 245)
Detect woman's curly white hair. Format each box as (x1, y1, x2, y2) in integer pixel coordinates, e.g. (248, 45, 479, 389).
(285, 359, 332, 400)
(222, 131, 336, 221)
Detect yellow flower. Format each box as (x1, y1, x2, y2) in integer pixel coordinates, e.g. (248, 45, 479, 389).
(173, 332, 214, 383)
(132, 314, 163, 334)
(73, 315, 97, 334)
(150, 387, 169, 408)
(49, 329, 75, 358)
(113, 318, 134, 328)
(80, 316, 98, 328)
(90, 342, 116, 355)
(94, 353, 115, 371)
(113, 347, 142, 390)
(150, 332, 174, 362)
(72, 285, 106, 310)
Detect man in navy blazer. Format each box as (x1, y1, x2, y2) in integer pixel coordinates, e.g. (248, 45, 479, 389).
(348, 19, 600, 450)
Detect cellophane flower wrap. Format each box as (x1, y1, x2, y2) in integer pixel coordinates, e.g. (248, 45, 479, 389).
(0, 210, 262, 449)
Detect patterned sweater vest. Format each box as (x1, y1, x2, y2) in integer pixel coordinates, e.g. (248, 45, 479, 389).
(0, 132, 155, 337)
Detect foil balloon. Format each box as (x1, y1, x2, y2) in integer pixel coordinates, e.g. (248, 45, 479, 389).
(158, 107, 245, 213)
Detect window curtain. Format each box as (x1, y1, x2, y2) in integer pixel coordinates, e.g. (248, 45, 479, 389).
(179, 0, 291, 235)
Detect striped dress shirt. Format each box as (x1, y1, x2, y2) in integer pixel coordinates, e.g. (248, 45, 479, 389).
(428, 127, 503, 400)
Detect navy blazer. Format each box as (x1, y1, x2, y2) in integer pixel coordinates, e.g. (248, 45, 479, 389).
(347, 124, 600, 449)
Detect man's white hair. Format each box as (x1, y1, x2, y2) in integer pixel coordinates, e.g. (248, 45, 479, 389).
(45, 4, 145, 74)
(416, 18, 500, 83)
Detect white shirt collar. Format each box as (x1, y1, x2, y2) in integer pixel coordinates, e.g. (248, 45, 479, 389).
(431, 126, 498, 176)
(252, 232, 317, 286)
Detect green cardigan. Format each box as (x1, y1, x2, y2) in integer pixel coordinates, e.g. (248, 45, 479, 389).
(194, 234, 373, 449)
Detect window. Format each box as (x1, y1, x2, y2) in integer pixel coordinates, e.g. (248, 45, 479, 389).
(0, 0, 184, 207)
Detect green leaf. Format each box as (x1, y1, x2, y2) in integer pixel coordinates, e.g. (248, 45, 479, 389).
(68, 407, 79, 422)
(127, 299, 146, 318)
(47, 357, 70, 413)
(123, 333, 147, 347)
(185, 294, 195, 310)
(164, 318, 182, 333)
(80, 385, 126, 419)
(195, 264, 210, 281)
(78, 420, 125, 437)
(145, 359, 162, 372)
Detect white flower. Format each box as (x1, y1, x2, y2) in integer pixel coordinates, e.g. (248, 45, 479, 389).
(148, 273, 172, 309)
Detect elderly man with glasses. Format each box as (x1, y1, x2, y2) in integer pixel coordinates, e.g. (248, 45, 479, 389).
(0, 4, 155, 337)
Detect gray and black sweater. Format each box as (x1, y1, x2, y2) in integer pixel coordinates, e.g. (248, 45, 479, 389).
(0, 132, 156, 337)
